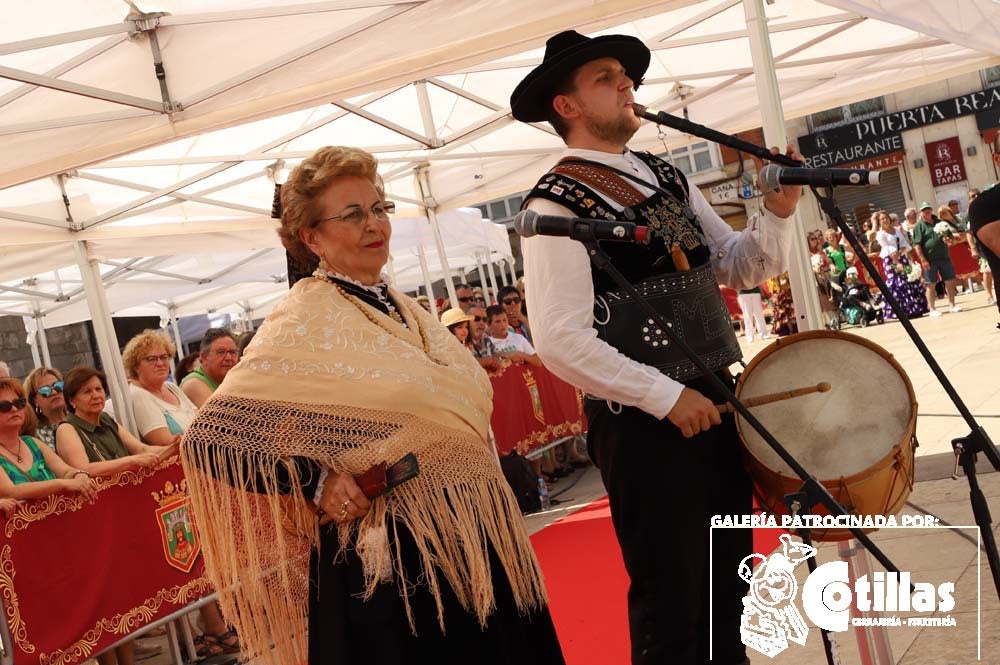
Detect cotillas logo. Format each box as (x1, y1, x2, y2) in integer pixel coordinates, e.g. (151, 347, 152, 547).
(738, 535, 956, 658)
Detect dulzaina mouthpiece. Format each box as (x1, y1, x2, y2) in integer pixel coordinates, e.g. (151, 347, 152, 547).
(631, 102, 648, 117)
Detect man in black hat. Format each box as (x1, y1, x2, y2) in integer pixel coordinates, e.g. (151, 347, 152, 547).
(969, 132, 1000, 327)
(512, 30, 803, 665)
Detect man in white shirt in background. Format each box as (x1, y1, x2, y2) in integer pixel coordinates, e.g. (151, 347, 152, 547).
(485, 305, 542, 367)
(511, 29, 802, 665)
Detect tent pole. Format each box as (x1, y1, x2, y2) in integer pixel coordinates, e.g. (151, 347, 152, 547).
(35, 312, 52, 368)
(415, 165, 458, 309)
(743, 0, 824, 332)
(508, 260, 518, 285)
(486, 259, 500, 305)
(475, 254, 489, 296)
(73, 241, 136, 434)
(499, 261, 509, 287)
(24, 318, 42, 369)
(168, 306, 185, 360)
(242, 305, 256, 332)
(417, 245, 439, 319)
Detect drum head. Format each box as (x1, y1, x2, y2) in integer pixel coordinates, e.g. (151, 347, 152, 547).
(737, 332, 915, 479)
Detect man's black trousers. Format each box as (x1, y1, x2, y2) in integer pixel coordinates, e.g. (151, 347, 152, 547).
(585, 374, 753, 665)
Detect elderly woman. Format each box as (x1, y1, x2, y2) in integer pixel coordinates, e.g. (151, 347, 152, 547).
(181, 146, 562, 665)
(123, 330, 199, 446)
(875, 210, 928, 319)
(54, 367, 163, 476)
(22, 367, 68, 450)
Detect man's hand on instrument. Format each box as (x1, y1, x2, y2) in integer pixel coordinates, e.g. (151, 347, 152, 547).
(751, 144, 805, 219)
(666, 387, 722, 438)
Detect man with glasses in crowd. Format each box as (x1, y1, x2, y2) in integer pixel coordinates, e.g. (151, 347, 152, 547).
(498, 285, 532, 342)
(181, 328, 240, 408)
(455, 283, 476, 312)
(467, 305, 504, 372)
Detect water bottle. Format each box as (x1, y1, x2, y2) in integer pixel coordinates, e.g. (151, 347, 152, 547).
(537, 477, 551, 511)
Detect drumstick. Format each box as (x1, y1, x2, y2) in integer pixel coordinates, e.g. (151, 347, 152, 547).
(715, 382, 831, 414)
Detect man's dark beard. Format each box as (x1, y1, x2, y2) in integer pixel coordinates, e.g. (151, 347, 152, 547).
(585, 114, 638, 145)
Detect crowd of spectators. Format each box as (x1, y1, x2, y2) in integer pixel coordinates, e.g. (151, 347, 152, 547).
(438, 280, 591, 500)
(0, 327, 253, 664)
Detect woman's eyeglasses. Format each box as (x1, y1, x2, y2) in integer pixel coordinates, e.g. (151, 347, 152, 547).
(144, 354, 172, 364)
(0, 398, 27, 413)
(317, 201, 396, 226)
(36, 382, 64, 398)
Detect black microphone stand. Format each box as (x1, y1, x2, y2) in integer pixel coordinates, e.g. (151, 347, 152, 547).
(812, 185, 1000, 601)
(581, 239, 902, 665)
(638, 104, 1000, 600)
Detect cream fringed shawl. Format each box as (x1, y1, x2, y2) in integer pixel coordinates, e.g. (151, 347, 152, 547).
(180, 278, 548, 665)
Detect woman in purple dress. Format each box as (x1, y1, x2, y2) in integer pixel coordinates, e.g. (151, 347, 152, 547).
(875, 210, 928, 318)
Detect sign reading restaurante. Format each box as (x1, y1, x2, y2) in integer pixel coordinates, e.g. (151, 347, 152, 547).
(798, 88, 1000, 168)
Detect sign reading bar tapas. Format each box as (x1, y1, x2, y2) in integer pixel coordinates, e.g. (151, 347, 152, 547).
(926, 137, 967, 187)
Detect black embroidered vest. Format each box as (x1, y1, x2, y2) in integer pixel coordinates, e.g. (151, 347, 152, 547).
(525, 152, 741, 383)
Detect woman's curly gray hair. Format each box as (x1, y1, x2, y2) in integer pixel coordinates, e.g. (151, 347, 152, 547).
(277, 146, 384, 262)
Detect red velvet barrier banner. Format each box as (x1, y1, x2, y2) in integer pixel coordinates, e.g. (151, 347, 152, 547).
(0, 457, 210, 665)
(489, 363, 586, 456)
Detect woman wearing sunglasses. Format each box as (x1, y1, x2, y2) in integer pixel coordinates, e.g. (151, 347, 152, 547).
(181, 146, 562, 665)
(22, 368, 68, 451)
(0, 378, 97, 504)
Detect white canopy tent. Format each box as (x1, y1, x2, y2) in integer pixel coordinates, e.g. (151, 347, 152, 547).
(0, 0, 998, 427)
(0, 207, 512, 327)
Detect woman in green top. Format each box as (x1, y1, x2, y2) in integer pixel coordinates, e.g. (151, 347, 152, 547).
(0, 378, 97, 502)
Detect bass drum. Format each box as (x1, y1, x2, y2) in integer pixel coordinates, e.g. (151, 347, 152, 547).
(736, 330, 917, 541)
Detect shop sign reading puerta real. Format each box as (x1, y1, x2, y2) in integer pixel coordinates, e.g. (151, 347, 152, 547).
(925, 137, 966, 187)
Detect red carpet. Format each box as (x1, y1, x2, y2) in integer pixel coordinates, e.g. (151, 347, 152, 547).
(531, 497, 783, 665)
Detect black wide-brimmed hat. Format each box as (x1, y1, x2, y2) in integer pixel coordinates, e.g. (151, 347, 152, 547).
(510, 30, 650, 123)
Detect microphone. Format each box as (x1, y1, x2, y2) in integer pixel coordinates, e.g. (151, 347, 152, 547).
(513, 210, 650, 244)
(632, 102, 802, 168)
(759, 164, 880, 192)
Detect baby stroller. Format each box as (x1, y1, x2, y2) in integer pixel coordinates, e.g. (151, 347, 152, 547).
(829, 273, 884, 329)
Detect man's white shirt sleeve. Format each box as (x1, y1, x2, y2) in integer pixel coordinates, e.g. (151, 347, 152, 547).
(522, 157, 794, 420)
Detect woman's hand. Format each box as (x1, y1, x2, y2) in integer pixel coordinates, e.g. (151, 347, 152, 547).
(316, 472, 372, 526)
(0, 498, 19, 517)
(132, 452, 163, 469)
(62, 476, 98, 502)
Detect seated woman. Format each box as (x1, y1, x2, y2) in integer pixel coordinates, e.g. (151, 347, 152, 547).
(121, 332, 241, 655)
(0, 377, 97, 503)
(55, 367, 163, 476)
(22, 367, 67, 451)
(123, 330, 199, 447)
(181, 146, 563, 665)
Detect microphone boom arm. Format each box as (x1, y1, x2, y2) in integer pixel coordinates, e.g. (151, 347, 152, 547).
(632, 103, 801, 168)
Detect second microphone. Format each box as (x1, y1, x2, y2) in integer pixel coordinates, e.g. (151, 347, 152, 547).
(513, 209, 650, 244)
